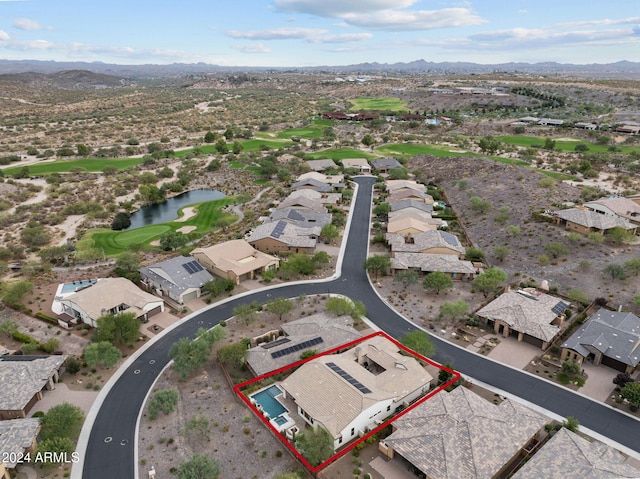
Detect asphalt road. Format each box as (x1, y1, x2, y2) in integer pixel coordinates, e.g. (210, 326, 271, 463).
(78, 176, 639, 479)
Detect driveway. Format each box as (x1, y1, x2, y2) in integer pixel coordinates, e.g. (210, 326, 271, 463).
(581, 362, 617, 402)
(487, 336, 540, 369)
(29, 382, 99, 416)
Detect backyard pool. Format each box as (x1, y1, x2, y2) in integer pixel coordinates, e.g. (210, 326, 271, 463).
(60, 279, 97, 294)
(251, 384, 287, 418)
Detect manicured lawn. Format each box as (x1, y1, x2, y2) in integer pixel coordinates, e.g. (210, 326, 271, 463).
(276, 124, 326, 140)
(77, 197, 236, 257)
(4, 157, 144, 176)
(496, 135, 640, 154)
(349, 97, 408, 112)
(238, 139, 293, 151)
(306, 148, 378, 160)
(376, 143, 475, 158)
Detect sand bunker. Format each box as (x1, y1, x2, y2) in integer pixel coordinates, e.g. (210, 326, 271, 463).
(175, 207, 197, 222)
(176, 225, 197, 234)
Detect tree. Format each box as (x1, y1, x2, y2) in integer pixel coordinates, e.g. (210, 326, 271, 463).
(364, 255, 391, 280)
(320, 224, 339, 244)
(183, 414, 210, 443)
(478, 136, 501, 154)
(607, 226, 631, 245)
(138, 184, 165, 204)
(621, 382, 640, 407)
(624, 258, 640, 277)
(170, 337, 211, 380)
(147, 388, 179, 420)
(493, 245, 510, 262)
(473, 268, 507, 298)
(215, 139, 229, 154)
(76, 143, 91, 157)
(115, 251, 140, 273)
(544, 242, 568, 258)
(543, 138, 556, 150)
(295, 426, 334, 467)
(159, 231, 188, 251)
(465, 248, 485, 262)
(216, 339, 249, 367)
(400, 330, 436, 358)
(361, 134, 375, 147)
(111, 212, 131, 230)
(373, 202, 390, 218)
(233, 303, 258, 325)
(232, 141, 243, 154)
(561, 359, 581, 377)
(36, 437, 76, 465)
(439, 300, 469, 321)
(562, 416, 580, 433)
(96, 311, 140, 346)
(326, 296, 354, 317)
(1, 280, 33, 308)
(203, 278, 234, 297)
(422, 271, 453, 295)
(21, 220, 51, 247)
(40, 402, 84, 441)
(281, 253, 317, 276)
(0, 319, 18, 338)
(204, 131, 216, 143)
(176, 453, 221, 479)
(388, 167, 409, 180)
(84, 341, 122, 368)
(394, 270, 419, 289)
(603, 263, 626, 280)
(265, 297, 294, 321)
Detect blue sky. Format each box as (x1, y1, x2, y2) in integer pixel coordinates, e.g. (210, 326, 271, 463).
(0, 0, 639, 66)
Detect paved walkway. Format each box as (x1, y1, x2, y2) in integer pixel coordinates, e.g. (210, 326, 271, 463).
(486, 336, 540, 369)
(581, 362, 617, 402)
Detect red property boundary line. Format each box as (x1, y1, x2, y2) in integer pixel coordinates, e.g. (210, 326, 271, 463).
(233, 330, 461, 473)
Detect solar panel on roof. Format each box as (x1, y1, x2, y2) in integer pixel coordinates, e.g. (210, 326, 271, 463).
(270, 337, 323, 359)
(182, 260, 204, 275)
(326, 362, 372, 394)
(271, 221, 287, 239)
(552, 301, 568, 315)
(441, 232, 459, 247)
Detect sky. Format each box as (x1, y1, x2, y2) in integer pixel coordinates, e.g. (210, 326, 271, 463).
(0, 0, 639, 67)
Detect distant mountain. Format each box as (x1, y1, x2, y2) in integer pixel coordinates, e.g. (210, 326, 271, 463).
(0, 69, 133, 89)
(0, 58, 638, 79)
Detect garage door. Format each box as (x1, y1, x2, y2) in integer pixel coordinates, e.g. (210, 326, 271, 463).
(181, 290, 198, 303)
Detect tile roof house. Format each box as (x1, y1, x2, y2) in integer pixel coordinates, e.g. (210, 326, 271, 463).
(139, 255, 214, 304)
(276, 195, 328, 214)
(0, 355, 67, 420)
(279, 189, 340, 209)
(191, 240, 278, 285)
(58, 277, 164, 327)
(386, 231, 465, 257)
(380, 386, 548, 479)
(561, 308, 640, 374)
(341, 158, 371, 173)
(390, 199, 434, 214)
(306, 159, 338, 172)
(281, 335, 433, 449)
(246, 313, 362, 376)
(0, 418, 41, 473)
(584, 197, 640, 226)
(387, 189, 434, 205)
(387, 217, 438, 235)
(246, 221, 321, 254)
(386, 181, 426, 194)
(476, 289, 570, 349)
(391, 253, 478, 280)
(268, 207, 332, 229)
(290, 177, 333, 193)
(370, 157, 402, 173)
(388, 209, 439, 224)
(554, 207, 637, 236)
(296, 171, 345, 185)
(512, 427, 640, 479)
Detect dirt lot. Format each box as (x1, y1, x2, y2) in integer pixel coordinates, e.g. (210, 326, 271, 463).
(410, 155, 640, 309)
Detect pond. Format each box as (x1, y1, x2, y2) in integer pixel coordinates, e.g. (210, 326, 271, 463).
(126, 188, 226, 229)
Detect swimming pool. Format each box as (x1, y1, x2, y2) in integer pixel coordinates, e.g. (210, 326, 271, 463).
(60, 279, 97, 294)
(251, 385, 287, 418)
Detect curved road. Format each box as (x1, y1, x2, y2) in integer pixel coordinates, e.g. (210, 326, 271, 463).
(77, 176, 639, 479)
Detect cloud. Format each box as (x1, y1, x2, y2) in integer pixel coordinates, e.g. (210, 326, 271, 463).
(231, 43, 271, 54)
(557, 17, 640, 28)
(469, 27, 633, 47)
(273, 0, 416, 16)
(226, 27, 371, 43)
(13, 18, 48, 31)
(0, 30, 10, 41)
(342, 7, 486, 31)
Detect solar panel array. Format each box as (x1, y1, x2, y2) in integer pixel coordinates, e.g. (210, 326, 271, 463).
(551, 301, 569, 315)
(441, 232, 459, 247)
(262, 338, 291, 350)
(183, 260, 204, 275)
(271, 221, 287, 239)
(270, 337, 323, 358)
(326, 362, 372, 394)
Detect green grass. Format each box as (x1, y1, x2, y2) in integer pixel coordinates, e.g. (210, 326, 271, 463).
(4, 157, 144, 176)
(77, 197, 236, 257)
(276, 125, 326, 140)
(306, 148, 378, 160)
(496, 135, 640, 154)
(375, 143, 475, 158)
(349, 97, 408, 112)
(238, 139, 292, 151)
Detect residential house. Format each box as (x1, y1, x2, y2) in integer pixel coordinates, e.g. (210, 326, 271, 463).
(390, 253, 477, 280)
(246, 313, 362, 376)
(306, 159, 338, 172)
(584, 197, 640, 226)
(512, 427, 640, 479)
(616, 125, 640, 135)
(0, 418, 41, 476)
(574, 122, 598, 130)
(554, 207, 637, 236)
(537, 118, 564, 126)
(0, 355, 67, 420)
(386, 181, 426, 195)
(476, 289, 570, 349)
(296, 171, 345, 186)
(387, 217, 438, 235)
(385, 231, 465, 258)
(370, 157, 402, 173)
(341, 158, 371, 174)
(280, 335, 433, 450)
(268, 208, 332, 229)
(561, 308, 640, 374)
(191, 240, 279, 285)
(390, 199, 434, 214)
(246, 220, 320, 254)
(277, 195, 328, 214)
(388, 208, 438, 224)
(280, 189, 341, 208)
(387, 189, 434, 205)
(290, 177, 332, 193)
(58, 277, 164, 327)
(380, 386, 548, 479)
(139, 255, 214, 304)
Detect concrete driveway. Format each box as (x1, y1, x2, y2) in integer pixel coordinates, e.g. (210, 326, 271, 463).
(487, 336, 541, 369)
(581, 362, 617, 402)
